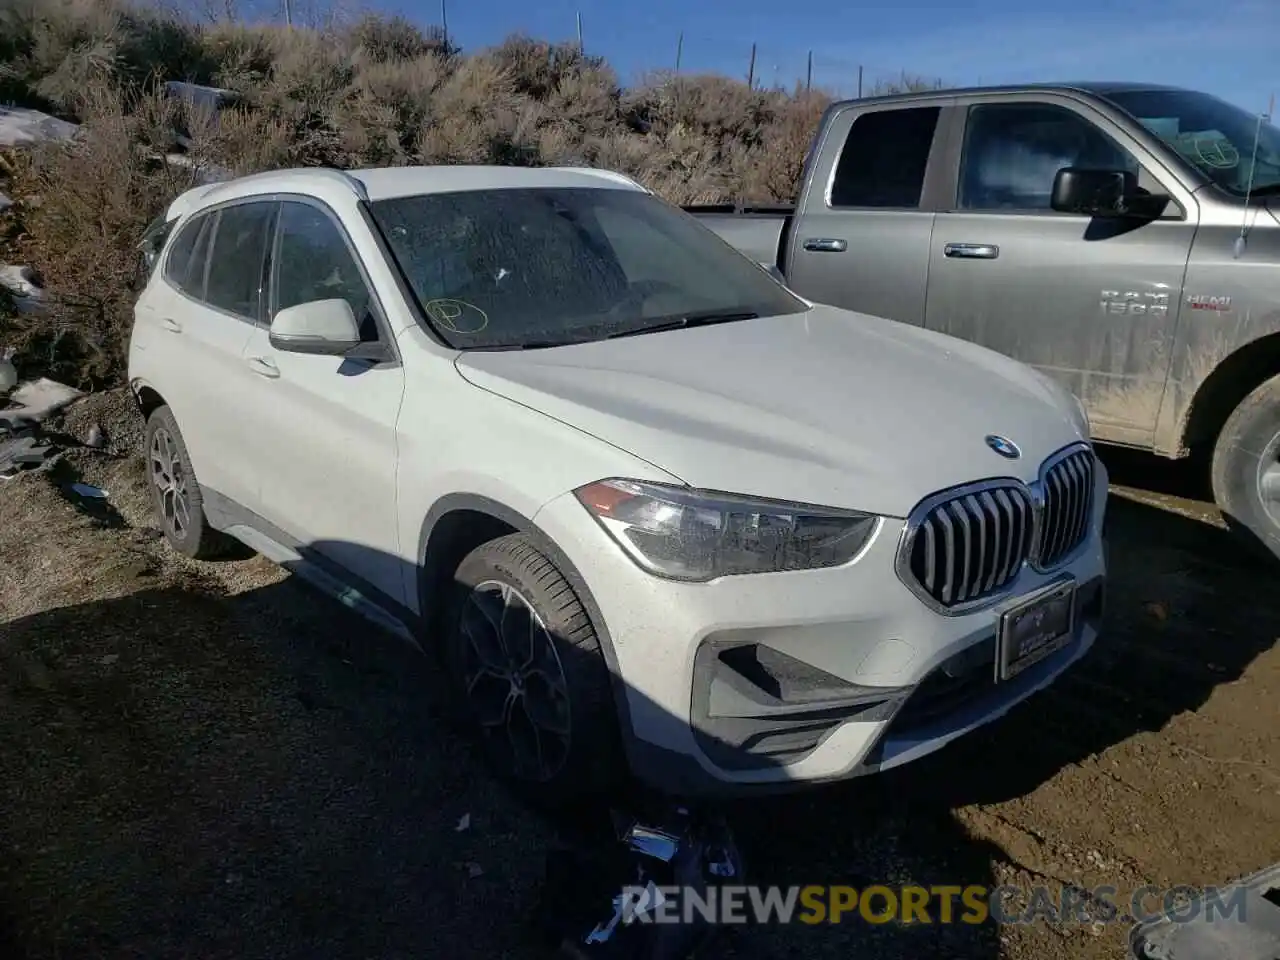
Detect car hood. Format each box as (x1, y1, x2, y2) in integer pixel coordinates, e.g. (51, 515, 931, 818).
(455, 304, 1088, 518)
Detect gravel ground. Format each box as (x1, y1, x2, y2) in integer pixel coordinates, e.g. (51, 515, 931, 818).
(1, 392, 1277, 960)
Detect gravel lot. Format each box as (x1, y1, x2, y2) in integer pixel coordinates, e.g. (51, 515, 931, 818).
(2, 393, 1277, 960)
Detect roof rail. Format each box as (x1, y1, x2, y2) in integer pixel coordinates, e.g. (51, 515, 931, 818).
(553, 166, 651, 193)
(201, 165, 370, 204)
(306, 166, 370, 202)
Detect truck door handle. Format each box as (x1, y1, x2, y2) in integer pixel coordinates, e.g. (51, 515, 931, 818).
(246, 356, 280, 379)
(161, 317, 182, 333)
(802, 237, 848, 253)
(944, 243, 999, 259)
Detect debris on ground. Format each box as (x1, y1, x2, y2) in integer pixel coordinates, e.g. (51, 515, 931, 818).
(0, 423, 56, 479)
(532, 803, 742, 959)
(67, 482, 108, 499)
(0, 378, 91, 477)
(1128, 861, 1280, 959)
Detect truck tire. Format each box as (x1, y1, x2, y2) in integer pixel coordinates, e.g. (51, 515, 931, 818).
(1211, 373, 1280, 563)
(143, 406, 238, 560)
(442, 533, 623, 804)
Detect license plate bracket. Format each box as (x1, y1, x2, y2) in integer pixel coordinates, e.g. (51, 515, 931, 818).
(996, 579, 1076, 682)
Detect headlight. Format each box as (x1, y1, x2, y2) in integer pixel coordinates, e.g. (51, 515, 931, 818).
(573, 479, 880, 581)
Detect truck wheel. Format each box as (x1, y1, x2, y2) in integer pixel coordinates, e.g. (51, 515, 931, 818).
(443, 533, 622, 804)
(1211, 373, 1280, 562)
(143, 406, 237, 560)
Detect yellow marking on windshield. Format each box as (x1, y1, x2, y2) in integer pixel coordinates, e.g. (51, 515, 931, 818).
(425, 299, 489, 334)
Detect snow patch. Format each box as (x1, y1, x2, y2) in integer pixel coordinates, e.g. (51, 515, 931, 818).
(0, 264, 47, 314)
(0, 106, 79, 148)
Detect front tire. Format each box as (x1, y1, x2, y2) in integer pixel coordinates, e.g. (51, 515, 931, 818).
(443, 533, 622, 804)
(143, 406, 237, 560)
(1211, 373, 1280, 563)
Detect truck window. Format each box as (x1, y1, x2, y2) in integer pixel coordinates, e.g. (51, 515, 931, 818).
(958, 102, 1139, 211)
(829, 107, 940, 209)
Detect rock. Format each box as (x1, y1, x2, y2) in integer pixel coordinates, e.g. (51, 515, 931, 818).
(0, 106, 79, 148)
(0, 191, 11, 213)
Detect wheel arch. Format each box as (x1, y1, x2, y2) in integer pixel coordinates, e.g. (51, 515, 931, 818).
(1179, 331, 1280, 455)
(415, 493, 635, 747)
(130, 379, 167, 420)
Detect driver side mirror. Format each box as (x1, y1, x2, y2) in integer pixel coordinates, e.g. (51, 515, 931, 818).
(269, 298, 362, 356)
(1050, 168, 1166, 219)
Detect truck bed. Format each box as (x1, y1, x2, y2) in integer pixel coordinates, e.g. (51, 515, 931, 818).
(683, 203, 794, 272)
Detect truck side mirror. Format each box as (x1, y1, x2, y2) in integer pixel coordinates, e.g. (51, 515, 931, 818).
(1050, 168, 1144, 217)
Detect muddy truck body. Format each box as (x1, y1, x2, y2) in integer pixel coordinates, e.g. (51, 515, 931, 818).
(689, 82, 1280, 560)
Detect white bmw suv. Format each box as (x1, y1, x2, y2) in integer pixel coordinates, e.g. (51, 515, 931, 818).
(129, 164, 1107, 800)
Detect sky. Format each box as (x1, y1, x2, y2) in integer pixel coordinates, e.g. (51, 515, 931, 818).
(366, 0, 1278, 112)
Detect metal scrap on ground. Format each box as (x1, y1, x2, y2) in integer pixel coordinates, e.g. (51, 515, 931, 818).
(0, 377, 85, 477)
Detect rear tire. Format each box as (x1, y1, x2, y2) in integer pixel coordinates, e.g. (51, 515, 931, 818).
(1210, 373, 1280, 563)
(442, 533, 622, 805)
(143, 406, 238, 560)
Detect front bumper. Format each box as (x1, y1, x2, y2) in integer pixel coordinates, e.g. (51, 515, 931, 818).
(532, 460, 1109, 797)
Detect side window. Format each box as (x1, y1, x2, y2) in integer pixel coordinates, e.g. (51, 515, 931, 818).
(958, 103, 1140, 211)
(163, 212, 213, 300)
(274, 201, 376, 340)
(829, 107, 941, 209)
(204, 201, 276, 321)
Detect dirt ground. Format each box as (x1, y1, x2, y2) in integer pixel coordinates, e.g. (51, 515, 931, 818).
(1, 391, 1277, 960)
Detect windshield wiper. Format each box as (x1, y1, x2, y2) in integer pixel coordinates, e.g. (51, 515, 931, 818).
(466, 339, 580, 351)
(605, 309, 760, 340)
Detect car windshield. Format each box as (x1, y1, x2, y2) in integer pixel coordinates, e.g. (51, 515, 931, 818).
(1101, 87, 1280, 198)
(367, 186, 807, 350)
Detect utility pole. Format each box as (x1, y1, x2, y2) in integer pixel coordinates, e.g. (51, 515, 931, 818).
(857, 64, 863, 98)
(576, 11, 583, 55)
(441, 0, 448, 50)
(282, 0, 291, 27)
(747, 42, 756, 89)
(675, 32, 683, 74)
(806, 50, 812, 94)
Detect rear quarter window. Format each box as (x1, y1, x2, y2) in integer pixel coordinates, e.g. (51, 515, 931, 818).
(163, 212, 214, 301)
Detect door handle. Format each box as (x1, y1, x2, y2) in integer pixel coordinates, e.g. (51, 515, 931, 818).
(161, 317, 182, 333)
(802, 237, 848, 253)
(944, 243, 999, 259)
(247, 356, 280, 379)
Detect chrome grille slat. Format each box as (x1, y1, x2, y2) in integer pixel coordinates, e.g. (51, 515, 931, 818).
(937, 508, 955, 604)
(978, 490, 1000, 592)
(953, 501, 973, 603)
(1035, 448, 1094, 570)
(897, 443, 1097, 613)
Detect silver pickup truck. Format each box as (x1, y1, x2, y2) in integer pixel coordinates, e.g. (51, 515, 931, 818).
(689, 82, 1280, 561)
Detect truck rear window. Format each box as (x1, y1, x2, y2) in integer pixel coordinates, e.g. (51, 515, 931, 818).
(830, 106, 941, 209)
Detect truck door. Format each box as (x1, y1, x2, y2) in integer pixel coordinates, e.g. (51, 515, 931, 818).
(923, 93, 1198, 446)
(784, 99, 954, 326)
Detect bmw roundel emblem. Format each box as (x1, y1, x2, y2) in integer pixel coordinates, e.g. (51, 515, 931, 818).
(985, 435, 1021, 459)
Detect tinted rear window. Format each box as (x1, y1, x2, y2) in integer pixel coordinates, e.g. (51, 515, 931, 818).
(830, 106, 941, 208)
